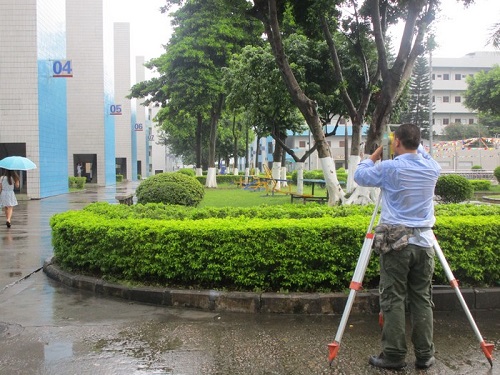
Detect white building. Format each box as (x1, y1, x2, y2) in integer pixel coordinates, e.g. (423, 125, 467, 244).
(431, 51, 500, 135)
(0, 0, 117, 198)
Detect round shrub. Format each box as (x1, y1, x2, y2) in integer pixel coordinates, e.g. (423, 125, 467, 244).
(177, 168, 195, 177)
(135, 172, 205, 206)
(494, 166, 500, 183)
(471, 165, 483, 170)
(435, 174, 473, 203)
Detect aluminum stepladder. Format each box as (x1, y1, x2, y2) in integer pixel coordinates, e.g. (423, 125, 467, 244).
(327, 133, 494, 367)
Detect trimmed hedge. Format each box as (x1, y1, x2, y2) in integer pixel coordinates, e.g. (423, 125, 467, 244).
(51, 203, 500, 292)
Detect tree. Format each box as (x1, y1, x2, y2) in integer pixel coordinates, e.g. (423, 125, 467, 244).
(464, 65, 500, 137)
(248, 0, 438, 204)
(400, 56, 430, 138)
(131, 0, 262, 187)
(487, 22, 500, 49)
(224, 44, 307, 185)
(442, 123, 489, 141)
(464, 65, 500, 118)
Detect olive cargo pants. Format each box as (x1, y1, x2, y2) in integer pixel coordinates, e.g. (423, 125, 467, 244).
(379, 244, 435, 361)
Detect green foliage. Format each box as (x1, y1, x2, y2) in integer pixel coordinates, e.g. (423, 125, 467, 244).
(290, 169, 347, 185)
(442, 123, 489, 141)
(83, 201, 377, 221)
(135, 172, 205, 207)
(469, 179, 491, 191)
(52, 203, 500, 291)
(68, 177, 86, 189)
(400, 56, 430, 138)
(471, 165, 483, 170)
(464, 65, 500, 117)
(177, 168, 195, 177)
(433, 216, 500, 287)
(494, 166, 500, 183)
(116, 174, 123, 182)
(435, 174, 474, 203)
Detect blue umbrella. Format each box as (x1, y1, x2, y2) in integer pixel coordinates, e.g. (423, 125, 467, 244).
(0, 156, 37, 171)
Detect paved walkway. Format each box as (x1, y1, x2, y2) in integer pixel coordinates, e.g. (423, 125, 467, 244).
(0, 182, 498, 374)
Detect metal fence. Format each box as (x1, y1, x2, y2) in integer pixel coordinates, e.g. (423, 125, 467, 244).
(439, 170, 495, 180)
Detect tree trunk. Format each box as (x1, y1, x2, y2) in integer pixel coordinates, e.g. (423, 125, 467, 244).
(195, 112, 203, 177)
(251, 0, 343, 204)
(206, 94, 224, 188)
(232, 115, 239, 175)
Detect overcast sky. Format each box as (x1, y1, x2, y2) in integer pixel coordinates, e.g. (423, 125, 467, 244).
(109, 0, 499, 64)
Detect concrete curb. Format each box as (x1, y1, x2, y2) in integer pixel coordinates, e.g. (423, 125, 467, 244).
(43, 258, 500, 314)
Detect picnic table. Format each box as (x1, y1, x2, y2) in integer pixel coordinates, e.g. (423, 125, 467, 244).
(290, 178, 328, 204)
(259, 177, 292, 196)
(302, 179, 326, 195)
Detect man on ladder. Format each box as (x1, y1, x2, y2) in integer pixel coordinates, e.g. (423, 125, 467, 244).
(354, 123, 441, 370)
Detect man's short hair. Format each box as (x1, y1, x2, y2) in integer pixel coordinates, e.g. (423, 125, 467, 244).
(394, 123, 420, 150)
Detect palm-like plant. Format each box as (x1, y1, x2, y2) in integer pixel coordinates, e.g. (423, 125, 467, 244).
(488, 22, 500, 49)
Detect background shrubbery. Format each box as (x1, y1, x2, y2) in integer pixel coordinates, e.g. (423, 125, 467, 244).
(68, 177, 86, 189)
(494, 166, 500, 183)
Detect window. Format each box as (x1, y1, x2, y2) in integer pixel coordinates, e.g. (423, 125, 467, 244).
(443, 118, 449, 125)
(455, 74, 461, 80)
(455, 96, 461, 103)
(443, 96, 449, 103)
(299, 141, 306, 148)
(432, 96, 435, 102)
(469, 119, 474, 124)
(267, 142, 273, 153)
(443, 74, 450, 80)
(455, 119, 461, 124)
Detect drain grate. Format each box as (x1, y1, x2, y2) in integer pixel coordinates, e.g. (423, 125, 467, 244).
(0, 322, 24, 339)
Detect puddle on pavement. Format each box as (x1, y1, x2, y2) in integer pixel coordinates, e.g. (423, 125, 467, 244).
(44, 341, 73, 363)
(0, 322, 24, 339)
(89, 321, 181, 373)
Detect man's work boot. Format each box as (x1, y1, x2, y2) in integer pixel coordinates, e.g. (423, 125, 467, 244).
(369, 353, 407, 370)
(415, 356, 436, 369)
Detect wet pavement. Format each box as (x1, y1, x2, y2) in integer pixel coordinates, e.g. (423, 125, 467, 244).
(0, 182, 499, 374)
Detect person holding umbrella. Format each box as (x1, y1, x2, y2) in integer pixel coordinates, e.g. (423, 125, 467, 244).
(0, 170, 20, 228)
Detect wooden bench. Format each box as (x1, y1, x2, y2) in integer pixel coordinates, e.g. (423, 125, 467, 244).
(290, 193, 328, 204)
(115, 193, 134, 205)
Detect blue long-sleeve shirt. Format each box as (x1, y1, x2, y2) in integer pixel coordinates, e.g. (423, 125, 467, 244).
(354, 145, 441, 246)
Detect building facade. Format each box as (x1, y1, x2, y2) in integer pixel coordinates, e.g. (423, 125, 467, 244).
(67, 0, 116, 188)
(431, 51, 500, 135)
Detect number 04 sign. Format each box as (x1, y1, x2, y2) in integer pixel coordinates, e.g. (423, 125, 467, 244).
(52, 60, 73, 77)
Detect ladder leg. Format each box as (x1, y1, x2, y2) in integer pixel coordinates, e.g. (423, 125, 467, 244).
(328, 196, 381, 364)
(433, 239, 494, 367)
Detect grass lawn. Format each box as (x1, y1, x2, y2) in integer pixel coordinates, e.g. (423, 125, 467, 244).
(199, 182, 328, 208)
(199, 181, 500, 208)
